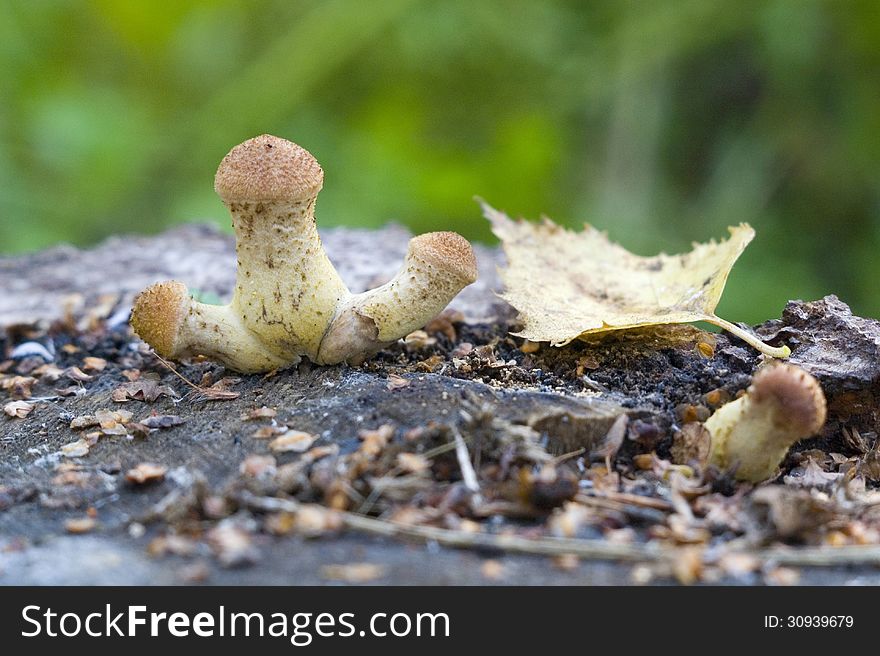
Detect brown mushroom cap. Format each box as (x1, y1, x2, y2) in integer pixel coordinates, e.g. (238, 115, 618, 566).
(750, 363, 827, 436)
(214, 134, 323, 203)
(130, 281, 189, 357)
(408, 231, 478, 285)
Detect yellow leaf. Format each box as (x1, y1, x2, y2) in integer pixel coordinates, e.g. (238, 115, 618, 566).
(483, 201, 789, 358)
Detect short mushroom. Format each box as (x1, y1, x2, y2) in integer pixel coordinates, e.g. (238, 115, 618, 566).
(316, 231, 477, 364)
(131, 135, 477, 372)
(706, 363, 827, 482)
(130, 281, 288, 373)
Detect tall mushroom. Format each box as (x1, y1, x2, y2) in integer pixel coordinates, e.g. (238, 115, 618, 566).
(213, 136, 349, 363)
(131, 135, 477, 373)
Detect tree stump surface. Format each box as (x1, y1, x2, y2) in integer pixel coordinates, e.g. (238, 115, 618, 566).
(2, 225, 879, 585)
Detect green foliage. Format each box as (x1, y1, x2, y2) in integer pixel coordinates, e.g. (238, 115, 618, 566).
(1, 0, 879, 322)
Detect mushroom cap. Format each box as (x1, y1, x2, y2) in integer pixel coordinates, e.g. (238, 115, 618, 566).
(130, 280, 190, 357)
(408, 231, 478, 285)
(750, 363, 827, 436)
(214, 134, 324, 203)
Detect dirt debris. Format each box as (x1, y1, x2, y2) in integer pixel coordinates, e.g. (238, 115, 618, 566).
(3, 226, 880, 585)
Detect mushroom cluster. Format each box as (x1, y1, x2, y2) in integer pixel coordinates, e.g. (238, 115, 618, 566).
(131, 135, 477, 373)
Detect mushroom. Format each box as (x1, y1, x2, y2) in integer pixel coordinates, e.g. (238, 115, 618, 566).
(316, 231, 477, 364)
(214, 135, 350, 364)
(130, 281, 288, 373)
(706, 363, 827, 482)
(131, 134, 477, 373)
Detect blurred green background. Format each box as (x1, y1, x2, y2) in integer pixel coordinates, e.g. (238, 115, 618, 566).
(1, 0, 879, 323)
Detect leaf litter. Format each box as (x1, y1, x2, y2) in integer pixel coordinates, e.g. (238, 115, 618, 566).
(2, 256, 880, 585)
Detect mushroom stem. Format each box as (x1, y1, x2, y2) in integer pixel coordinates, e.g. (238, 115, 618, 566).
(316, 232, 478, 364)
(226, 198, 349, 362)
(131, 281, 288, 373)
(706, 363, 827, 482)
(215, 137, 350, 362)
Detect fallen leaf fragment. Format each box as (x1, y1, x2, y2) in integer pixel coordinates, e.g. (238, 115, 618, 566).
(671, 546, 704, 585)
(764, 566, 800, 586)
(112, 380, 177, 402)
(147, 534, 198, 557)
(125, 463, 167, 485)
(2, 375, 35, 399)
(139, 414, 186, 429)
(32, 363, 64, 382)
(293, 504, 343, 537)
(783, 457, 842, 488)
(207, 522, 259, 568)
(320, 563, 386, 583)
(269, 430, 317, 453)
(358, 425, 394, 457)
(386, 374, 410, 391)
(197, 377, 241, 401)
(671, 422, 711, 467)
(396, 452, 430, 474)
(64, 517, 97, 534)
(70, 415, 99, 430)
(54, 385, 82, 397)
(65, 366, 93, 382)
(424, 309, 463, 340)
(403, 330, 436, 350)
(480, 559, 506, 580)
(483, 201, 789, 357)
(96, 409, 133, 430)
(121, 369, 141, 382)
(252, 425, 287, 439)
(239, 454, 277, 477)
(241, 406, 276, 420)
(61, 439, 92, 458)
(4, 400, 34, 418)
(82, 357, 107, 372)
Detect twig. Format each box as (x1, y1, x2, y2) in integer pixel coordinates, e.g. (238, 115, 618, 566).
(357, 438, 461, 515)
(236, 493, 880, 567)
(552, 447, 586, 465)
(452, 427, 480, 493)
(150, 351, 201, 392)
(340, 512, 660, 562)
(581, 491, 673, 512)
(236, 491, 655, 560)
(747, 544, 880, 567)
(421, 440, 459, 459)
(237, 491, 300, 513)
(574, 494, 669, 524)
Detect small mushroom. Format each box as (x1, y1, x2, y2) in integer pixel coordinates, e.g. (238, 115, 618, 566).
(316, 231, 477, 364)
(131, 135, 477, 372)
(706, 363, 827, 482)
(130, 281, 287, 373)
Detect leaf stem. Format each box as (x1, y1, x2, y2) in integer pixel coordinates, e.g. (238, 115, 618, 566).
(708, 316, 791, 358)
